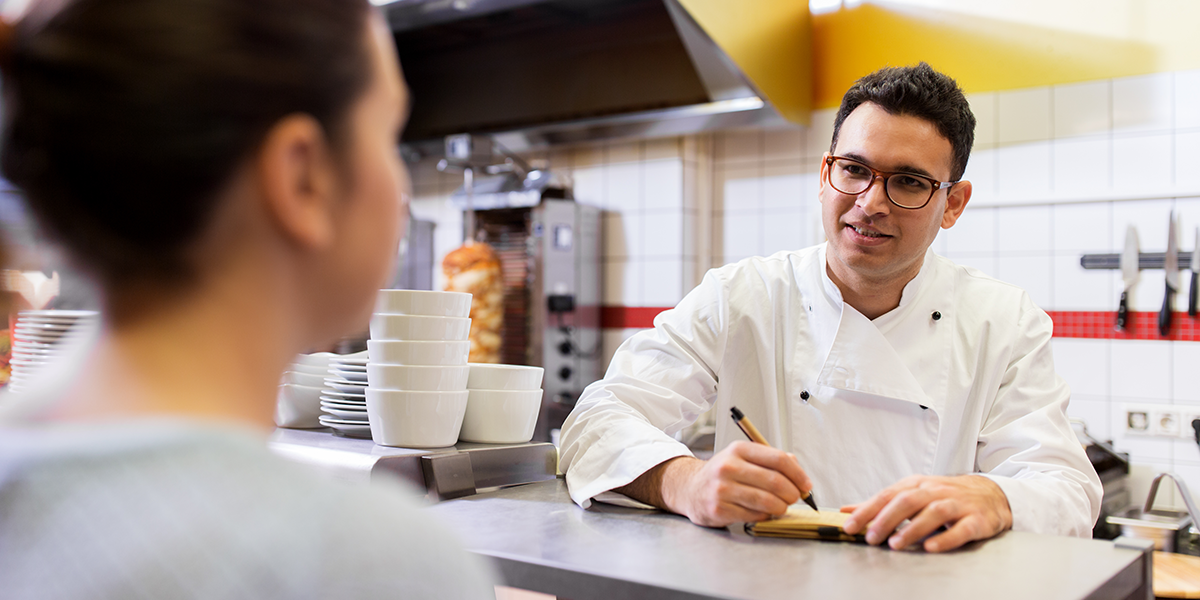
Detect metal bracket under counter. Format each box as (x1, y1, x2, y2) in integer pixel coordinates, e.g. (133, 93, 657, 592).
(267, 428, 558, 501)
(1081, 252, 1195, 270)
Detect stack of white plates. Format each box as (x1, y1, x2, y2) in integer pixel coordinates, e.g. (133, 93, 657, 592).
(318, 354, 371, 438)
(9, 310, 98, 394)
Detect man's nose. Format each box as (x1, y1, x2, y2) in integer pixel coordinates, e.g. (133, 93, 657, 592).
(855, 175, 892, 216)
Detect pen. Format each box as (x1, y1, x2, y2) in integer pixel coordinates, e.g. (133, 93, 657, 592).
(730, 406, 819, 511)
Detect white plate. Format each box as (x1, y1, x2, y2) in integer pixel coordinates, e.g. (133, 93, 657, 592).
(329, 368, 368, 383)
(12, 334, 67, 345)
(10, 358, 53, 367)
(318, 416, 373, 438)
(323, 378, 367, 393)
(320, 395, 365, 405)
(12, 339, 56, 349)
(331, 356, 369, 367)
(320, 389, 366, 400)
(14, 321, 74, 330)
(18, 310, 99, 319)
(320, 398, 367, 409)
(320, 405, 370, 420)
(13, 330, 67, 341)
(330, 363, 368, 372)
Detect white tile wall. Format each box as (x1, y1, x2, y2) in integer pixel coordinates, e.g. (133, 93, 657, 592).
(998, 87, 1052, 144)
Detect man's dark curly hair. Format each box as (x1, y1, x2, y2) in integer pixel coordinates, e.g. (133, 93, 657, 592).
(830, 62, 976, 181)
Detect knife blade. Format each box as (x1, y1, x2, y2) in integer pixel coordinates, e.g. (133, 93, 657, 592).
(1190, 227, 1199, 317)
(1118, 225, 1140, 330)
(1160, 211, 1179, 336)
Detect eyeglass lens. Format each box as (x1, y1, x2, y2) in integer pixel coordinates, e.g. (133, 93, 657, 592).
(829, 158, 933, 208)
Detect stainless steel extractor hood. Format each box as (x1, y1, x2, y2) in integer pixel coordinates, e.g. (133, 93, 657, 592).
(385, 0, 811, 153)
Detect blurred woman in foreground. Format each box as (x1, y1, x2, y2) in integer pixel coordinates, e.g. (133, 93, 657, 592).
(0, 0, 496, 597)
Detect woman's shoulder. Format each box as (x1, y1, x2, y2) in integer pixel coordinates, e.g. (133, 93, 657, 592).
(0, 423, 497, 599)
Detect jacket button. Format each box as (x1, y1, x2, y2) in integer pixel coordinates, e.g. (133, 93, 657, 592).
(931, 311, 942, 321)
(800, 390, 810, 401)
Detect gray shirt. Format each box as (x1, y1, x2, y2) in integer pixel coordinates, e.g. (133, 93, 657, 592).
(0, 420, 498, 599)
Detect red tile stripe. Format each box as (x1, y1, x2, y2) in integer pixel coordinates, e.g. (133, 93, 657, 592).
(1047, 311, 1200, 341)
(603, 306, 1200, 342)
(601, 306, 672, 329)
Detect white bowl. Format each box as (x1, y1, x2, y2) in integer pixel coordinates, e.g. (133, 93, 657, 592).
(366, 363, 470, 391)
(369, 313, 471, 342)
(459, 388, 543, 444)
(282, 370, 325, 388)
(375, 289, 472, 318)
(275, 383, 324, 429)
(367, 340, 470, 366)
(467, 363, 545, 390)
(365, 388, 469, 448)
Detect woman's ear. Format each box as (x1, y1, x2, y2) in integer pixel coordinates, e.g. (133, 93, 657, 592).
(255, 114, 338, 250)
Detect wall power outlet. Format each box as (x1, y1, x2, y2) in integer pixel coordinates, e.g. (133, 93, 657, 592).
(1122, 403, 1200, 441)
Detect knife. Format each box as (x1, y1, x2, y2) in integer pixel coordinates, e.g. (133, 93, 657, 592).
(1160, 211, 1179, 337)
(1118, 225, 1140, 330)
(1190, 227, 1199, 317)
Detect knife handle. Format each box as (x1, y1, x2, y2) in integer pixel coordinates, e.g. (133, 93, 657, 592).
(1160, 282, 1174, 337)
(1190, 271, 1198, 317)
(1118, 291, 1130, 330)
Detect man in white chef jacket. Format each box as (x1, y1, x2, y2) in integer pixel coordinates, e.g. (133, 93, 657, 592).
(559, 62, 1101, 553)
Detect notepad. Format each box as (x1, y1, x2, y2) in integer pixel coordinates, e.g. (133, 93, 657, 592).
(745, 507, 868, 543)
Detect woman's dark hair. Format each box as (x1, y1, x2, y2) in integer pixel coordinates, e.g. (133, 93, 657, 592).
(1, 0, 374, 290)
(830, 62, 975, 182)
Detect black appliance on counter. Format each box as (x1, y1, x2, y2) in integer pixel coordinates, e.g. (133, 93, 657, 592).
(1077, 421, 1132, 540)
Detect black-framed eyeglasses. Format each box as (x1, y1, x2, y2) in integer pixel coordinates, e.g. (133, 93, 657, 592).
(825, 155, 958, 210)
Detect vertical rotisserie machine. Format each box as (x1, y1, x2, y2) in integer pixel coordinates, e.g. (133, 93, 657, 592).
(451, 185, 601, 443)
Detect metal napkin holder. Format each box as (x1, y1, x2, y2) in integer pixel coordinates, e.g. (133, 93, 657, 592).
(1107, 472, 1200, 555)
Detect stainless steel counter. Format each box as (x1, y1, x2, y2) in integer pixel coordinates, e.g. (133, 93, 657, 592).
(267, 428, 557, 499)
(431, 479, 1152, 600)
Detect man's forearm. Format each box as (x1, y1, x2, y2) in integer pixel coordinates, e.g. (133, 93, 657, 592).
(613, 455, 701, 512)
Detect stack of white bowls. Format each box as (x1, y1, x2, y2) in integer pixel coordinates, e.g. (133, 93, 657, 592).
(366, 290, 472, 448)
(9, 310, 99, 394)
(459, 363, 545, 444)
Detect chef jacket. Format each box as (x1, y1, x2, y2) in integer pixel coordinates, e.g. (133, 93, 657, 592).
(559, 244, 1102, 537)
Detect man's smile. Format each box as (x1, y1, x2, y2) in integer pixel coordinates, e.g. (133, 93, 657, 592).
(844, 221, 893, 243)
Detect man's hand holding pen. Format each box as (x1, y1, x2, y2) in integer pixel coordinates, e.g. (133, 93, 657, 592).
(614, 442, 814, 528)
(840, 474, 1013, 553)
(653, 442, 814, 527)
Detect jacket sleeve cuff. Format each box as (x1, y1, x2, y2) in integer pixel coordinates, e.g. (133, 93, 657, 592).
(565, 441, 693, 509)
(976, 473, 1094, 537)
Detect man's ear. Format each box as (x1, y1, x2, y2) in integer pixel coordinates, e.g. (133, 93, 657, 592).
(940, 180, 972, 229)
(255, 114, 338, 250)
(818, 153, 830, 201)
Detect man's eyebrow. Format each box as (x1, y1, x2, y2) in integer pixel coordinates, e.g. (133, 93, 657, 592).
(841, 152, 938, 180)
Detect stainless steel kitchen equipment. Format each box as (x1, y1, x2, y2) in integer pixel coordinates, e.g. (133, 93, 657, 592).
(1107, 472, 1200, 555)
(1074, 420, 1133, 540)
(385, 0, 807, 152)
(450, 189, 601, 443)
(268, 428, 558, 500)
(431, 479, 1155, 600)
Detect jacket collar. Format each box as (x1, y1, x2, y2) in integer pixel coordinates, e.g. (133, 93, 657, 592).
(813, 245, 947, 411)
